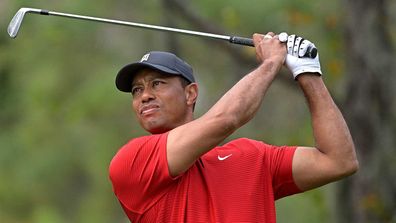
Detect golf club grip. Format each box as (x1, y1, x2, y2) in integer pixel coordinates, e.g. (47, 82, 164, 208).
(229, 36, 254, 47)
(229, 36, 317, 58)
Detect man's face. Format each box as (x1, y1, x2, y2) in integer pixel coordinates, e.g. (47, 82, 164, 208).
(131, 69, 194, 134)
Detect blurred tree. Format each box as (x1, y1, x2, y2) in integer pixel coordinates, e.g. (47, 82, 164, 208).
(338, 0, 396, 222)
(163, 0, 299, 88)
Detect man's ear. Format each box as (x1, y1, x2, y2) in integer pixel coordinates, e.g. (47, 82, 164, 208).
(185, 83, 198, 106)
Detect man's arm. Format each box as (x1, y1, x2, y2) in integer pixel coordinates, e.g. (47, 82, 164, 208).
(167, 33, 284, 177)
(292, 74, 359, 191)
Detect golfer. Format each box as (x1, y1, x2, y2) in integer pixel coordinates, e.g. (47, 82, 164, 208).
(109, 32, 359, 222)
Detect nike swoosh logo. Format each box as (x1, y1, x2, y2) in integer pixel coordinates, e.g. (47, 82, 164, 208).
(218, 154, 232, 161)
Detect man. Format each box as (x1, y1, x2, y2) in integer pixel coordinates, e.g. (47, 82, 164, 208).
(109, 32, 359, 222)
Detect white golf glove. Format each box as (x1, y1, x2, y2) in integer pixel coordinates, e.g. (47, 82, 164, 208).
(285, 34, 322, 80)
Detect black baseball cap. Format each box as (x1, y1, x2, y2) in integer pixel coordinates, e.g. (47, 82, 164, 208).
(115, 51, 195, 92)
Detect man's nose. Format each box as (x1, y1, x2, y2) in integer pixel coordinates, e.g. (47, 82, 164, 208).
(141, 88, 155, 103)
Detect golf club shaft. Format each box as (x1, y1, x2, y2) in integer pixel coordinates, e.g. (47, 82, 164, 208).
(39, 9, 253, 46)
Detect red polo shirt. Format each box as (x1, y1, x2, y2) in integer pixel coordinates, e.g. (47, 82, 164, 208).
(109, 133, 301, 222)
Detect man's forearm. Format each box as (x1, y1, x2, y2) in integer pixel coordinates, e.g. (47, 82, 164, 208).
(205, 59, 281, 129)
(298, 74, 358, 172)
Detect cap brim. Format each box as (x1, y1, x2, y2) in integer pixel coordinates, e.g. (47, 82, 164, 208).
(115, 62, 180, 92)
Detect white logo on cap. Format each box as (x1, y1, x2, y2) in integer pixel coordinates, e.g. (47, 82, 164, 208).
(140, 53, 150, 62)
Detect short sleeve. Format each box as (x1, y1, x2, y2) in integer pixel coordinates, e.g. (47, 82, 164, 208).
(246, 139, 301, 199)
(264, 144, 301, 199)
(109, 133, 174, 213)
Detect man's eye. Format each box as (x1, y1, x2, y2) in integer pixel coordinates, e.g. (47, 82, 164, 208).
(152, 80, 163, 87)
(131, 87, 142, 96)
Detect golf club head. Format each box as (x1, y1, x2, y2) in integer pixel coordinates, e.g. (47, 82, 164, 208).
(7, 8, 42, 38)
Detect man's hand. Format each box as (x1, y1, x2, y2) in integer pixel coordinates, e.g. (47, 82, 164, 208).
(285, 34, 322, 79)
(253, 32, 286, 67)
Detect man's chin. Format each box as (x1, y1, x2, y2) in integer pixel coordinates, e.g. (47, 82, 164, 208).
(146, 127, 169, 134)
(143, 122, 170, 134)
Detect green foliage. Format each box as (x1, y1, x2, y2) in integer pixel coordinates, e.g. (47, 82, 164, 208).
(276, 186, 333, 223)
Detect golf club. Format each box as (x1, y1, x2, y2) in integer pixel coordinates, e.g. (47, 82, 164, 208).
(8, 7, 317, 58)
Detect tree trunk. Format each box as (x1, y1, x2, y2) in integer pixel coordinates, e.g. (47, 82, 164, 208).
(338, 0, 396, 222)
(162, 0, 181, 54)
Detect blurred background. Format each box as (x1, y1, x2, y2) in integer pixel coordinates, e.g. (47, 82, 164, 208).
(1, 0, 395, 222)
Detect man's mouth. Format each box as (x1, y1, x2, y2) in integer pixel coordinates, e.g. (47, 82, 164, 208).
(140, 105, 160, 115)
